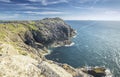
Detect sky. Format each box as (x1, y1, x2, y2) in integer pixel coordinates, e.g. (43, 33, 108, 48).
(0, 0, 120, 20)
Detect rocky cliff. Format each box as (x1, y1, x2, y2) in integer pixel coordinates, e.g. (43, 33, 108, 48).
(0, 17, 76, 57)
(0, 18, 108, 77)
(23, 18, 75, 48)
(0, 17, 77, 77)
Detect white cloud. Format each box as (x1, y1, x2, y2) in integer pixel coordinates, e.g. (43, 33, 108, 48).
(62, 10, 120, 20)
(71, 6, 94, 10)
(0, 14, 19, 20)
(0, 0, 11, 2)
(23, 6, 58, 10)
(28, 0, 68, 5)
(104, 10, 119, 15)
(78, 0, 91, 3)
(16, 3, 29, 6)
(78, 0, 106, 4)
(62, 15, 120, 20)
(24, 6, 39, 9)
(24, 11, 63, 15)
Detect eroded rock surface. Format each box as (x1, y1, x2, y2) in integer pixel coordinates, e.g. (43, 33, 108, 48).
(0, 55, 42, 77)
(38, 61, 73, 77)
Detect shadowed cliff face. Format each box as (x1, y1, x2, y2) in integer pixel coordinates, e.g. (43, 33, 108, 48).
(24, 18, 76, 48)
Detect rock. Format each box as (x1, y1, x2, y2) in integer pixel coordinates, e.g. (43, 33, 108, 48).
(38, 61, 73, 77)
(80, 66, 112, 77)
(0, 55, 74, 77)
(0, 43, 18, 55)
(0, 55, 42, 77)
(55, 62, 93, 77)
(24, 17, 76, 47)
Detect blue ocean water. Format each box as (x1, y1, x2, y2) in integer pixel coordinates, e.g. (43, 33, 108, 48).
(46, 21, 120, 77)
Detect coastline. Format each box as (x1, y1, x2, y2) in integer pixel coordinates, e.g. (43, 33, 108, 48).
(43, 41, 75, 57)
(0, 18, 113, 77)
(43, 32, 77, 56)
(43, 47, 113, 77)
(42, 34, 113, 77)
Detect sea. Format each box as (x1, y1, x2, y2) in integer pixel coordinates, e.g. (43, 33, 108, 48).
(46, 20, 120, 77)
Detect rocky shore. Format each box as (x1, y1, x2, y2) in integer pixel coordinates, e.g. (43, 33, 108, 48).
(0, 18, 112, 77)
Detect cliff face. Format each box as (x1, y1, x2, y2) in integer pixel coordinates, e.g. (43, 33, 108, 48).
(24, 18, 75, 48)
(0, 18, 77, 77)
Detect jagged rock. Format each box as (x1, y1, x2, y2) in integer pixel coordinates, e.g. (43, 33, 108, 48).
(38, 61, 73, 77)
(80, 67, 112, 77)
(24, 17, 76, 47)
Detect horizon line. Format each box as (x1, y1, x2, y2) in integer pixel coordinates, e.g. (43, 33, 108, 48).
(0, 17, 120, 21)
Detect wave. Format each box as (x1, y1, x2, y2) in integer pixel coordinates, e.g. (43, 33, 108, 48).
(73, 35, 77, 38)
(73, 30, 77, 38)
(105, 68, 113, 77)
(65, 42, 75, 47)
(43, 49, 52, 56)
(44, 42, 75, 56)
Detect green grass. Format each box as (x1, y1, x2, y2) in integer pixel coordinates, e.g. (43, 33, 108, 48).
(18, 50, 28, 56)
(0, 21, 42, 57)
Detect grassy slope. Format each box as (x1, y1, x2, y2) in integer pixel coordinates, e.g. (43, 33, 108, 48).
(0, 21, 41, 57)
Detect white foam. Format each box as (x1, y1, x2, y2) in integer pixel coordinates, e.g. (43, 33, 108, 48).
(65, 42, 75, 47)
(73, 35, 77, 38)
(73, 30, 77, 38)
(44, 42, 75, 56)
(105, 69, 113, 77)
(43, 49, 52, 56)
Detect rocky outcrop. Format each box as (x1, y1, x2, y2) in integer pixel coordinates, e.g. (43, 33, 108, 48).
(38, 61, 73, 77)
(24, 17, 76, 48)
